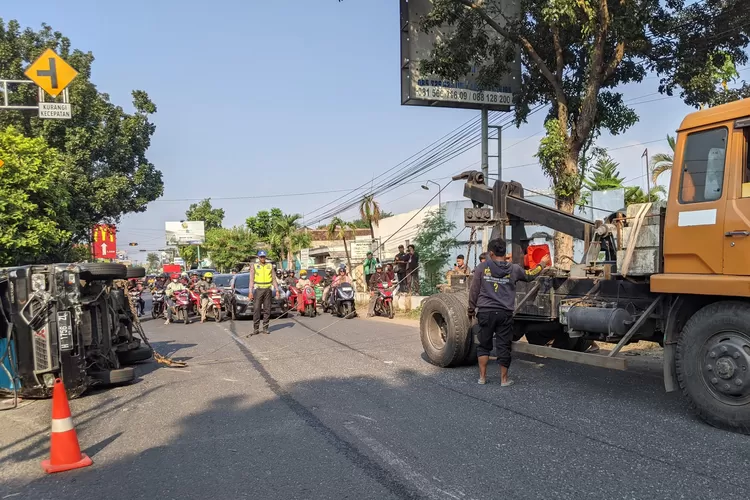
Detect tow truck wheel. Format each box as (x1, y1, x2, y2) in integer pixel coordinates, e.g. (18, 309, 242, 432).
(79, 263, 128, 281)
(420, 293, 470, 367)
(676, 301, 750, 434)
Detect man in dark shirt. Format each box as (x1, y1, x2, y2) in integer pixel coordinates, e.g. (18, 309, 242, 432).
(406, 244, 420, 294)
(468, 238, 550, 386)
(394, 245, 408, 292)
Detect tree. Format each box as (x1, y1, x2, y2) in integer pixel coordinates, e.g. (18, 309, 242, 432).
(178, 245, 198, 269)
(584, 155, 626, 191)
(0, 19, 164, 247)
(0, 126, 71, 265)
(326, 217, 356, 273)
(413, 208, 458, 296)
(203, 227, 258, 273)
(246, 208, 284, 240)
(625, 185, 666, 205)
(271, 214, 303, 271)
(651, 135, 676, 185)
(146, 252, 161, 272)
(415, 0, 750, 266)
(185, 198, 224, 230)
(350, 211, 394, 229)
(359, 195, 382, 242)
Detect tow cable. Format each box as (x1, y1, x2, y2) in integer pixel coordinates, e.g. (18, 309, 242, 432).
(120, 281, 188, 368)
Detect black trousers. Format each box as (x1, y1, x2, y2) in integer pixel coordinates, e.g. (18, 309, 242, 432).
(253, 287, 272, 331)
(476, 309, 514, 368)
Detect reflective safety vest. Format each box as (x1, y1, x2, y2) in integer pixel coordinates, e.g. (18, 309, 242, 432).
(254, 263, 273, 289)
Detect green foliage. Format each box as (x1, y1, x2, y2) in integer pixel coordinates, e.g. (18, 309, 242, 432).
(203, 226, 258, 273)
(584, 155, 625, 192)
(327, 217, 356, 272)
(0, 126, 71, 265)
(625, 185, 666, 205)
(270, 214, 303, 271)
(0, 19, 164, 245)
(413, 209, 458, 296)
(146, 252, 161, 272)
(185, 198, 225, 230)
(651, 135, 676, 184)
(359, 195, 382, 240)
(246, 208, 284, 240)
(178, 245, 198, 269)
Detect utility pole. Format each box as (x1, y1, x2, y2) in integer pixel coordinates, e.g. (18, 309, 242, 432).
(481, 108, 490, 252)
(642, 148, 651, 202)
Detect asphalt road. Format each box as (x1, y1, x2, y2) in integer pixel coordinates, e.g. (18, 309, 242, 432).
(2, 301, 750, 500)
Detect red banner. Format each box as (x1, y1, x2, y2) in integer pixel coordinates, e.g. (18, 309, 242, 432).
(92, 224, 117, 260)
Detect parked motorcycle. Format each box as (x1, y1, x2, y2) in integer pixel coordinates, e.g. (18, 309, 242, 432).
(373, 283, 395, 319)
(172, 290, 192, 324)
(151, 289, 166, 319)
(298, 285, 318, 317)
(329, 282, 356, 318)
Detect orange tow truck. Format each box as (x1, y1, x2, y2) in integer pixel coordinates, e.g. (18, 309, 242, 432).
(420, 99, 750, 433)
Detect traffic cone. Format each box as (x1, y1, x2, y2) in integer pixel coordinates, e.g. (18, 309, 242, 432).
(41, 378, 93, 473)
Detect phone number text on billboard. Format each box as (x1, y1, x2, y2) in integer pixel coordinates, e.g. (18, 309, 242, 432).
(414, 85, 513, 106)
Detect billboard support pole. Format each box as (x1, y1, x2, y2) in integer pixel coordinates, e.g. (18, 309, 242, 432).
(197, 245, 201, 267)
(481, 108, 490, 252)
(488, 123, 506, 242)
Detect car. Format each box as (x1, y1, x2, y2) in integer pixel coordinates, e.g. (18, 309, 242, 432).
(229, 272, 289, 319)
(187, 268, 218, 278)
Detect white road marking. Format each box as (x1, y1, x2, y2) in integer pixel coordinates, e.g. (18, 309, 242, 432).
(344, 423, 474, 500)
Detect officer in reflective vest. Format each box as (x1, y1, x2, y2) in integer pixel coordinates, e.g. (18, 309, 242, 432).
(249, 250, 280, 335)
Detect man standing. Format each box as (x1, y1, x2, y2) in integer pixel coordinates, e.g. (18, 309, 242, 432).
(249, 250, 280, 336)
(406, 244, 420, 295)
(468, 238, 550, 386)
(394, 245, 408, 292)
(196, 272, 213, 323)
(363, 252, 378, 291)
(446, 254, 471, 282)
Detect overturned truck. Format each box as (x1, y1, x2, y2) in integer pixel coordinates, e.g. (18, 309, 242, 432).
(420, 99, 750, 433)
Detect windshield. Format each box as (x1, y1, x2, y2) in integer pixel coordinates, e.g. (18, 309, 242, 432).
(234, 273, 250, 289)
(212, 275, 232, 287)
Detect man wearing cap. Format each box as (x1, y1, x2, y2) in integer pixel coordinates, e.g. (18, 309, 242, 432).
(363, 251, 379, 291)
(249, 250, 280, 335)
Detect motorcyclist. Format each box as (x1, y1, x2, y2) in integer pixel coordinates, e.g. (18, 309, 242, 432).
(196, 272, 213, 323)
(165, 273, 187, 325)
(285, 270, 297, 287)
(296, 269, 311, 289)
(189, 273, 200, 289)
(127, 278, 145, 316)
(309, 269, 322, 286)
(180, 273, 190, 287)
(153, 276, 166, 291)
(367, 264, 391, 317)
(324, 266, 351, 307)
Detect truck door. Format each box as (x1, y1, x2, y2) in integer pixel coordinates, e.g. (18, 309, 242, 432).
(664, 126, 729, 274)
(723, 123, 750, 276)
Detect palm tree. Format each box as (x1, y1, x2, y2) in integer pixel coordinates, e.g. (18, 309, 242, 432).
(651, 135, 676, 185)
(359, 195, 382, 242)
(271, 214, 302, 271)
(327, 217, 355, 272)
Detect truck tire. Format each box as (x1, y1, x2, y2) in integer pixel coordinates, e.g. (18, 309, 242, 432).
(117, 346, 153, 365)
(126, 266, 146, 278)
(80, 263, 128, 281)
(89, 367, 136, 385)
(420, 293, 470, 367)
(676, 301, 750, 434)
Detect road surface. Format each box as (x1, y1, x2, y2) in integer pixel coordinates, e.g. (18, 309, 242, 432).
(1, 305, 749, 499)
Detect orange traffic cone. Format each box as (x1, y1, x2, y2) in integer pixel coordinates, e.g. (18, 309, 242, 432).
(41, 378, 93, 473)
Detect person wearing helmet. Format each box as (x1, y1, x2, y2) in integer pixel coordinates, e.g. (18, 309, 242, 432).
(296, 269, 311, 289)
(324, 266, 351, 307)
(127, 278, 145, 316)
(367, 263, 390, 317)
(248, 250, 280, 335)
(309, 268, 322, 286)
(284, 270, 297, 287)
(195, 272, 213, 323)
(165, 273, 186, 325)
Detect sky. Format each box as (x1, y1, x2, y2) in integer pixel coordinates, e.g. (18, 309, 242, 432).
(5, 0, 738, 264)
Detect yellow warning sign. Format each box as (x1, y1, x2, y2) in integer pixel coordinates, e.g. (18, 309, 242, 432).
(24, 49, 78, 97)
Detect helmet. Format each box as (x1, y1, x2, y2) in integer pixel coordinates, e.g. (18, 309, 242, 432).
(257, 250, 267, 257)
(300, 270, 307, 276)
(181, 272, 188, 277)
(170, 273, 179, 280)
(376, 263, 383, 270)
(311, 268, 318, 274)
(204, 272, 213, 279)
(338, 267, 346, 274)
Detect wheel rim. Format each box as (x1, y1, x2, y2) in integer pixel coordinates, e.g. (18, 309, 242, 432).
(425, 311, 448, 351)
(701, 330, 750, 405)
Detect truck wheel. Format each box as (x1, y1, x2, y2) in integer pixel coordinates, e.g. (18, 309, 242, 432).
(126, 266, 146, 279)
(420, 294, 470, 367)
(117, 346, 153, 365)
(676, 301, 750, 433)
(79, 263, 128, 281)
(89, 367, 136, 385)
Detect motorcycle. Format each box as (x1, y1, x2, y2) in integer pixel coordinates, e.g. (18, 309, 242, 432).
(287, 286, 300, 311)
(298, 285, 318, 317)
(172, 290, 192, 324)
(151, 289, 166, 319)
(205, 287, 224, 322)
(329, 282, 356, 318)
(129, 288, 144, 316)
(373, 282, 395, 319)
(187, 288, 201, 317)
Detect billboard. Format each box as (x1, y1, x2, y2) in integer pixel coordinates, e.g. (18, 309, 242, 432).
(165, 221, 205, 246)
(400, 0, 521, 111)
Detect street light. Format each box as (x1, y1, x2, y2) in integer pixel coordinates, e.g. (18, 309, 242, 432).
(421, 180, 441, 207)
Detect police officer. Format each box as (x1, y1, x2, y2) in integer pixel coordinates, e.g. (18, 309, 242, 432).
(248, 250, 280, 335)
(468, 238, 550, 386)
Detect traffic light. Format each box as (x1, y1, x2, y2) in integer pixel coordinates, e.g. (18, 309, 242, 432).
(464, 207, 493, 227)
(128, 242, 138, 247)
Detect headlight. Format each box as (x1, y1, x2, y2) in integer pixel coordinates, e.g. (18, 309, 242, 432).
(236, 295, 249, 302)
(31, 273, 46, 292)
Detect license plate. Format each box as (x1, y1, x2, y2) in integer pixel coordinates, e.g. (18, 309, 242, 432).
(56, 311, 73, 351)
